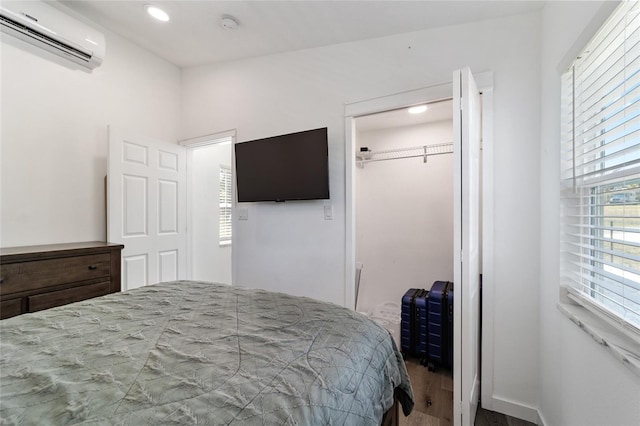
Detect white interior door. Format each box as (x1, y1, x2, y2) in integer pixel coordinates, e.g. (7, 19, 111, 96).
(107, 127, 187, 290)
(453, 68, 481, 426)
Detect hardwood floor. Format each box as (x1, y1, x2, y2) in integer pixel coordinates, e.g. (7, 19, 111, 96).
(400, 357, 536, 426)
(401, 357, 454, 426)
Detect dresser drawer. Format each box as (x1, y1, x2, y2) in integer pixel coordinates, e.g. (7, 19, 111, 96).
(0, 298, 23, 319)
(0, 242, 123, 319)
(0, 253, 111, 296)
(28, 280, 111, 313)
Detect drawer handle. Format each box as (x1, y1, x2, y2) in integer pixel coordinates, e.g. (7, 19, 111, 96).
(88, 265, 98, 270)
(0, 277, 3, 284)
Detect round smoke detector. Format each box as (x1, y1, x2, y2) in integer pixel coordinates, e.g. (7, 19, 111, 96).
(221, 15, 239, 30)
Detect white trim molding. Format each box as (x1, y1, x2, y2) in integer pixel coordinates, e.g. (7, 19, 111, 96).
(179, 129, 237, 147)
(490, 395, 543, 425)
(480, 86, 496, 412)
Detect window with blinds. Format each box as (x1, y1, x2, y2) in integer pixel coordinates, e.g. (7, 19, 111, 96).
(561, 0, 640, 337)
(219, 165, 232, 245)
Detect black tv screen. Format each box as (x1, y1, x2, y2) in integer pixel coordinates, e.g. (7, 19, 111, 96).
(234, 127, 330, 202)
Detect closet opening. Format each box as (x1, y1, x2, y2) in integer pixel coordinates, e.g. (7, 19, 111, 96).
(354, 98, 456, 425)
(346, 70, 491, 425)
(354, 99, 454, 313)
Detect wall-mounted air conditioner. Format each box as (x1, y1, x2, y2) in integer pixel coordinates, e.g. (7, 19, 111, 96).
(0, 1, 105, 70)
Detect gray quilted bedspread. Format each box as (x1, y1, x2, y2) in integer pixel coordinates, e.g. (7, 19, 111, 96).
(0, 280, 413, 425)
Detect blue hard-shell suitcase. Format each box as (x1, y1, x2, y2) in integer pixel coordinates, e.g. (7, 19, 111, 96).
(427, 280, 453, 370)
(400, 288, 429, 359)
(401, 288, 419, 354)
(413, 289, 429, 358)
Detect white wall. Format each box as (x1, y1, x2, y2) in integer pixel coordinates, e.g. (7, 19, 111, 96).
(0, 15, 181, 247)
(189, 143, 232, 284)
(355, 120, 453, 314)
(182, 11, 541, 415)
(539, 1, 640, 425)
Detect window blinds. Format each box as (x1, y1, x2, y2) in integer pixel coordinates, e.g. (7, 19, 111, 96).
(561, 0, 640, 335)
(219, 165, 232, 245)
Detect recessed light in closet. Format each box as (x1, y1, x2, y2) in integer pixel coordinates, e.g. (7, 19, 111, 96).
(408, 105, 428, 114)
(145, 5, 170, 22)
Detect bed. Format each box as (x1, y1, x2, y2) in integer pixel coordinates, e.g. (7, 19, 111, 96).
(0, 280, 414, 425)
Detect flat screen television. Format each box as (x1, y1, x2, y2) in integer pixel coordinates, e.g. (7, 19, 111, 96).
(234, 127, 330, 202)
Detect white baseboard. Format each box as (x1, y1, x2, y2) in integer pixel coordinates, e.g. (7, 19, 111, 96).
(487, 396, 541, 425)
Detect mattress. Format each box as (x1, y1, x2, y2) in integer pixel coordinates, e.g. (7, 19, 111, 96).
(0, 280, 413, 425)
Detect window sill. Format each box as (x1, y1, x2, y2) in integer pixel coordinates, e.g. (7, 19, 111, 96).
(557, 301, 640, 377)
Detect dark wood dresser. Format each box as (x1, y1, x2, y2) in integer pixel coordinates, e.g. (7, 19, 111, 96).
(0, 242, 124, 320)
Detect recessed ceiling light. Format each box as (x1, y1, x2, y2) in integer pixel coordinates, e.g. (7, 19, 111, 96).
(408, 105, 428, 114)
(145, 5, 170, 22)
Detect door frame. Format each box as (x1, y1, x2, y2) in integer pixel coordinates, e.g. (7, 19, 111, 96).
(179, 129, 236, 282)
(343, 72, 494, 422)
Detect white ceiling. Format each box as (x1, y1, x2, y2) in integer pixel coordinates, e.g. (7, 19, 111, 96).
(59, 1, 545, 68)
(357, 98, 453, 132)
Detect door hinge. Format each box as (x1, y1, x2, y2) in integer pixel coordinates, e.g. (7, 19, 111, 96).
(460, 250, 464, 263)
(460, 97, 463, 111)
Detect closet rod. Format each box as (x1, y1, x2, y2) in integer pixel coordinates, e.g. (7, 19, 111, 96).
(357, 142, 453, 167)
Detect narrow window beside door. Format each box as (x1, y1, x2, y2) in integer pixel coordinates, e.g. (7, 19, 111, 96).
(219, 165, 232, 246)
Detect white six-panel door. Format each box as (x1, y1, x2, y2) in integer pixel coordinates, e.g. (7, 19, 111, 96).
(453, 68, 481, 426)
(107, 127, 187, 290)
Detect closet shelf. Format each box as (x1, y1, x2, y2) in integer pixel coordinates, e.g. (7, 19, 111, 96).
(356, 142, 453, 167)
